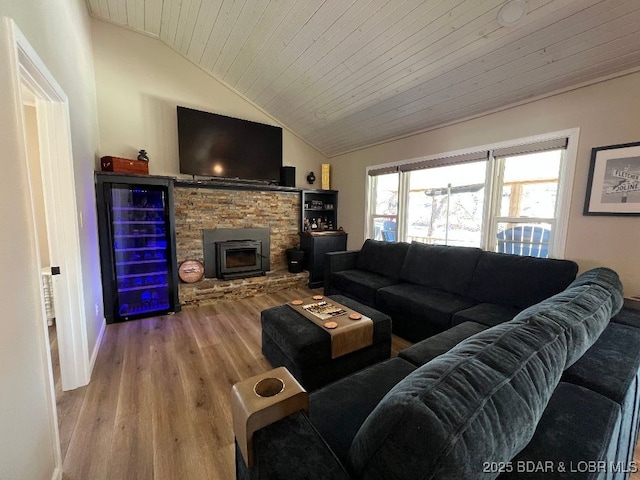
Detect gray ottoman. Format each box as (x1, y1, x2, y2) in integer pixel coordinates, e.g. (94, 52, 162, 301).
(261, 294, 392, 391)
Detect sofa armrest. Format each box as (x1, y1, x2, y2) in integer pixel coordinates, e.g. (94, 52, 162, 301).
(324, 250, 360, 294)
(236, 411, 350, 480)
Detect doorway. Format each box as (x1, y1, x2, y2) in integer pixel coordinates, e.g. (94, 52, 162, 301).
(22, 99, 67, 397)
(13, 21, 91, 393)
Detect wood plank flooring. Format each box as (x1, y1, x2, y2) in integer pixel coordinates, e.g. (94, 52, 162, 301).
(56, 288, 411, 479)
(53, 289, 639, 479)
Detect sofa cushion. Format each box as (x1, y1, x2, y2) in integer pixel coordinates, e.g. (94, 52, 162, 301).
(451, 303, 521, 328)
(355, 239, 410, 280)
(398, 321, 489, 367)
(329, 269, 400, 308)
(236, 411, 350, 480)
(468, 251, 578, 309)
(611, 306, 640, 329)
(399, 242, 482, 296)
(563, 322, 640, 405)
(562, 322, 640, 468)
(377, 282, 478, 331)
(348, 267, 622, 480)
(309, 357, 416, 468)
(501, 383, 621, 480)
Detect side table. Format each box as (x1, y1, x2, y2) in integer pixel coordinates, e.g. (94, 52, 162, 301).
(231, 366, 308, 468)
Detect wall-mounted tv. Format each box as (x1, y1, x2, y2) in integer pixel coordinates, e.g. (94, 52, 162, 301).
(177, 106, 283, 182)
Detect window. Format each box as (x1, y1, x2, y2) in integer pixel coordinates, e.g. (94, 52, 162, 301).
(366, 131, 576, 258)
(406, 160, 486, 247)
(367, 170, 399, 242)
(491, 150, 562, 258)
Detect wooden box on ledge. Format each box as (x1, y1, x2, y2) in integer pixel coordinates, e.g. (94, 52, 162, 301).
(100, 156, 148, 175)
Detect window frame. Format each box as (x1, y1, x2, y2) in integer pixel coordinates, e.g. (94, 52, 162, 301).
(366, 170, 400, 242)
(365, 128, 579, 258)
(485, 149, 563, 256)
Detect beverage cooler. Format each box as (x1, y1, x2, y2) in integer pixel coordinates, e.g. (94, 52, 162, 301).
(96, 173, 180, 323)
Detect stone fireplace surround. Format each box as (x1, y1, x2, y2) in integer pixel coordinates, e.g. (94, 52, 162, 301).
(174, 182, 308, 306)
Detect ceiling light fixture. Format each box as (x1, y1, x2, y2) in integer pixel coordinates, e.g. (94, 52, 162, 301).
(497, 0, 526, 27)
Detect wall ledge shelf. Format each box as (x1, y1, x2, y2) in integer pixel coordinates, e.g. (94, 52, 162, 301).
(175, 178, 300, 193)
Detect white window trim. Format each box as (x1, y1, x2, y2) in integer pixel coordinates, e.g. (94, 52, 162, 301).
(365, 171, 403, 243)
(365, 128, 580, 258)
(550, 129, 579, 257)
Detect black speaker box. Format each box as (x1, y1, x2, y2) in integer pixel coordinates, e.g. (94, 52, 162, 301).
(280, 166, 296, 187)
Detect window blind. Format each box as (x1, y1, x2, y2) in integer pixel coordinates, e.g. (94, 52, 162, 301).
(492, 137, 568, 158)
(367, 165, 399, 176)
(398, 151, 488, 172)
(369, 137, 567, 175)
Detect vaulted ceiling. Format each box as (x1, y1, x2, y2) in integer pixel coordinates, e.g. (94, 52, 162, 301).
(85, 0, 640, 157)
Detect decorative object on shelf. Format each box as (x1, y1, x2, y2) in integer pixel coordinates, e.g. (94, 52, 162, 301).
(178, 259, 205, 283)
(321, 163, 330, 190)
(137, 149, 150, 162)
(584, 141, 640, 216)
(100, 156, 149, 174)
(306, 171, 316, 184)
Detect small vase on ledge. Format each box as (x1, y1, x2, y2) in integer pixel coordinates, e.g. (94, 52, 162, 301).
(137, 149, 150, 162)
(306, 171, 316, 184)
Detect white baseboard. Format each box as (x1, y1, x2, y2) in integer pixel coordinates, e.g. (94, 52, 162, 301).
(89, 318, 107, 375)
(51, 466, 62, 480)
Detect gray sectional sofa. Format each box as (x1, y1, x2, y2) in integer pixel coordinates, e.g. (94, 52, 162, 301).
(237, 268, 640, 479)
(325, 240, 579, 341)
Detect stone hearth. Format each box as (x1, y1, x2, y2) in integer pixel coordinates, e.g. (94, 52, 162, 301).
(174, 184, 307, 305)
(179, 270, 308, 306)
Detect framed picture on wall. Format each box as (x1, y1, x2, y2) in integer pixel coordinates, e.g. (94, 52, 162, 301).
(584, 141, 640, 216)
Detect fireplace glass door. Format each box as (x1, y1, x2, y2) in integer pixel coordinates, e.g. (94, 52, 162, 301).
(225, 248, 257, 269)
(215, 240, 263, 279)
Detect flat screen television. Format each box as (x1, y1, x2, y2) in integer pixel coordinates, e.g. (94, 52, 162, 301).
(177, 106, 283, 182)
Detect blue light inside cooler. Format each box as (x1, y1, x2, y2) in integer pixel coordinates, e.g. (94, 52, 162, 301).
(111, 185, 171, 318)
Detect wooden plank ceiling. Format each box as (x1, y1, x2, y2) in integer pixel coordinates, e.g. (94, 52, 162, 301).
(85, 0, 640, 157)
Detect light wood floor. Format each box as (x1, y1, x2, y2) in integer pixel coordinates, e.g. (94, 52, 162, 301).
(54, 287, 409, 479)
(52, 288, 639, 479)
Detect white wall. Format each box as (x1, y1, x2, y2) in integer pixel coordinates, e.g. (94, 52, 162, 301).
(0, 0, 100, 478)
(331, 72, 640, 297)
(91, 20, 327, 189)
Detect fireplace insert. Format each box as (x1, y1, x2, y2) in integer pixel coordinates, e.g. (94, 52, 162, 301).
(215, 240, 264, 279)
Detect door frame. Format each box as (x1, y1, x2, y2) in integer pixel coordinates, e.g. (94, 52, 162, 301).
(5, 17, 90, 392)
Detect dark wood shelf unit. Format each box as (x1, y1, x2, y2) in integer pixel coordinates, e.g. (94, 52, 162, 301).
(299, 189, 345, 288)
(301, 189, 339, 232)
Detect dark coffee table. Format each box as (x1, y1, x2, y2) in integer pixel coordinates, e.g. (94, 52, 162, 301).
(261, 294, 392, 391)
